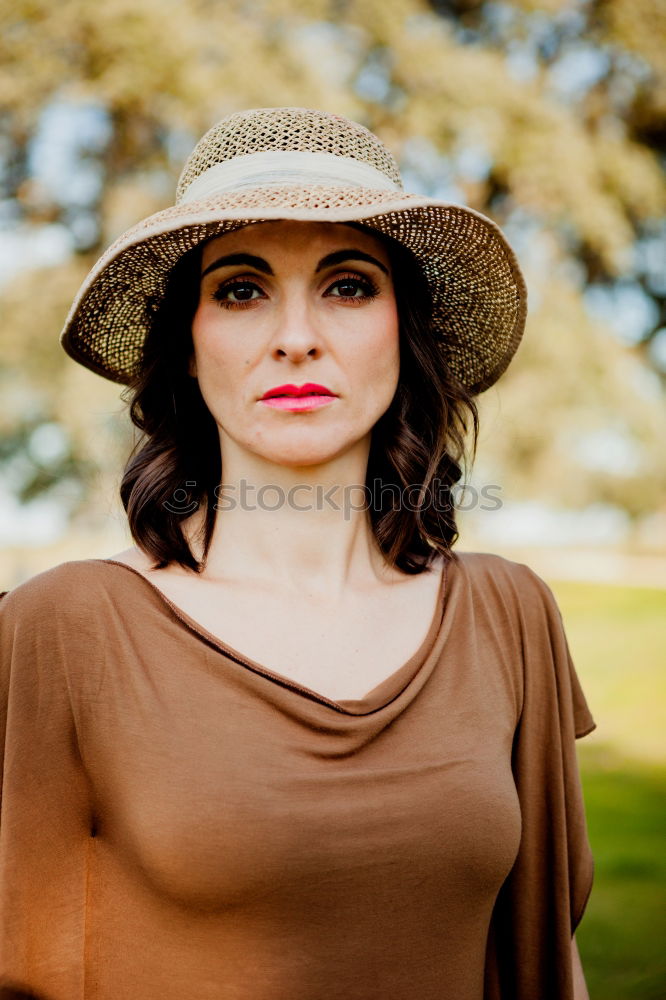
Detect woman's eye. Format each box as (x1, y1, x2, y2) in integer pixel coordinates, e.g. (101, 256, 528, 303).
(212, 281, 264, 307)
(326, 276, 378, 300)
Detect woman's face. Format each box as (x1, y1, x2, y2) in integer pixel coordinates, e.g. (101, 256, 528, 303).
(190, 220, 399, 470)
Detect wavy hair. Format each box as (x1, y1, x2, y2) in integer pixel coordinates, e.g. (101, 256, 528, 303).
(119, 225, 479, 574)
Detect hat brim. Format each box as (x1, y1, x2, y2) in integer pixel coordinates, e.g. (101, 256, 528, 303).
(59, 185, 527, 394)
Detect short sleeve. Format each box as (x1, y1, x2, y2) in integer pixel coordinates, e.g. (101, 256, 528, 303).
(0, 576, 92, 1000)
(483, 564, 596, 1000)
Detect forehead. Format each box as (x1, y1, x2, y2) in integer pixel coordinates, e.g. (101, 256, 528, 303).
(199, 220, 390, 270)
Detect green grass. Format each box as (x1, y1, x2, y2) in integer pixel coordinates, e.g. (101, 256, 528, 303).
(551, 580, 666, 761)
(546, 580, 666, 1000)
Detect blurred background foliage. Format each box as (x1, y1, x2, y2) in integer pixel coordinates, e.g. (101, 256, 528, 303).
(1, 3, 665, 997)
(0, 0, 665, 553)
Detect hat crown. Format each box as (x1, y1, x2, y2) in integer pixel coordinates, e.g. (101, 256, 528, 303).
(175, 107, 403, 203)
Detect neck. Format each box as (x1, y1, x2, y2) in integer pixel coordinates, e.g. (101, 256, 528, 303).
(181, 443, 403, 599)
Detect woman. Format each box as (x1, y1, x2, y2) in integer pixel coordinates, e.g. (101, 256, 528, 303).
(0, 107, 595, 1000)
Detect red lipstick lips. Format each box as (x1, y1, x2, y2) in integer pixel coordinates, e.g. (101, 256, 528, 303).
(259, 383, 338, 412)
(260, 383, 335, 399)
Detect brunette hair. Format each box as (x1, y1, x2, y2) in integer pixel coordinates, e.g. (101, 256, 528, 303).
(119, 225, 479, 574)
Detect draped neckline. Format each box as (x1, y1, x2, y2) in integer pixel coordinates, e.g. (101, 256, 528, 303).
(94, 556, 449, 717)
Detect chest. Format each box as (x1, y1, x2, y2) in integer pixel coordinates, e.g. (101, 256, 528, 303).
(74, 570, 523, 920)
(81, 642, 521, 915)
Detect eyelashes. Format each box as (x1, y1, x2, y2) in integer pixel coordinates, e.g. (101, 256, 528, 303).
(210, 273, 381, 310)
(325, 274, 380, 301)
(211, 280, 264, 309)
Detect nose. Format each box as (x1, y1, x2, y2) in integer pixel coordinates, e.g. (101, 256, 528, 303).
(269, 287, 325, 362)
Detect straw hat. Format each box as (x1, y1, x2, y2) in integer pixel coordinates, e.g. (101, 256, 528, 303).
(59, 107, 527, 394)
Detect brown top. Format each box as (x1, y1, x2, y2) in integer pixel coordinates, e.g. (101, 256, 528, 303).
(0, 550, 596, 1000)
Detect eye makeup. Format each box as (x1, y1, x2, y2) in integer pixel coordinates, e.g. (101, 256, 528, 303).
(323, 273, 380, 302)
(211, 278, 266, 309)
(210, 270, 381, 310)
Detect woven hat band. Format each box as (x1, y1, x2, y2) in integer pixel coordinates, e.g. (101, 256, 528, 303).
(178, 150, 402, 205)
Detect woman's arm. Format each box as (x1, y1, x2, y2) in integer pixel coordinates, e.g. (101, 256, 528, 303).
(1, 575, 92, 999)
(572, 934, 590, 1000)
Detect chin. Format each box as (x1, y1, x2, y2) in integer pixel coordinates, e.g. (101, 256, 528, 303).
(256, 446, 346, 469)
(252, 429, 364, 469)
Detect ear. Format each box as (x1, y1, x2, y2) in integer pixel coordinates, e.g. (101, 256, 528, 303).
(187, 353, 197, 378)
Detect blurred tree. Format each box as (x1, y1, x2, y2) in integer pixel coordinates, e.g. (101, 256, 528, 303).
(0, 0, 664, 533)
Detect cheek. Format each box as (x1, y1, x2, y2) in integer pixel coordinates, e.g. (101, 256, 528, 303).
(191, 307, 247, 393)
(360, 304, 400, 390)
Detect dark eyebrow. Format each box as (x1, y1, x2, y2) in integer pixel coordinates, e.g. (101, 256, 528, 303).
(200, 248, 389, 281)
(200, 253, 274, 280)
(315, 249, 389, 276)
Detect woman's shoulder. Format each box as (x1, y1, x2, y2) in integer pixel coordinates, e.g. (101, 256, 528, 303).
(450, 549, 567, 636)
(451, 548, 553, 597)
(0, 557, 122, 620)
(454, 550, 596, 739)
